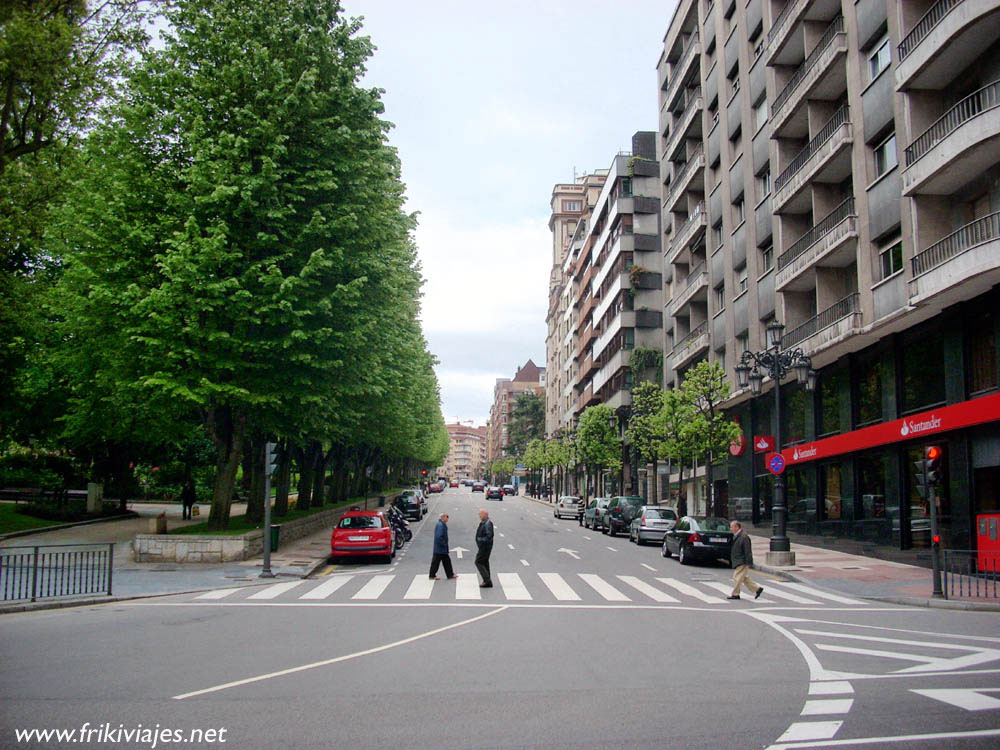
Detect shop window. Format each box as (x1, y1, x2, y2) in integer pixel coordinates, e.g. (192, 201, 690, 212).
(819, 369, 845, 437)
(901, 327, 945, 414)
(781, 382, 808, 447)
(967, 310, 998, 395)
(784, 466, 816, 524)
(821, 463, 842, 521)
(855, 356, 884, 427)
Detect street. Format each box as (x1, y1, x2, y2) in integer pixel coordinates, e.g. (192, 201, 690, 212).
(2, 487, 999, 749)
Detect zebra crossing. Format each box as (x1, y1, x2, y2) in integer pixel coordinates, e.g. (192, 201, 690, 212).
(190, 573, 870, 608)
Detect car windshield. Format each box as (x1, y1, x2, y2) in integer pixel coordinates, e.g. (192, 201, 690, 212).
(396, 498, 416, 507)
(338, 516, 382, 529)
(645, 509, 675, 520)
(697, 518, 731, 532)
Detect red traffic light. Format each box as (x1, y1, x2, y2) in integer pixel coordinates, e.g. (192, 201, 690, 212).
(925, 445, 942, 460)
(421, 469, 428, 476)
(932, 534, 941, 545)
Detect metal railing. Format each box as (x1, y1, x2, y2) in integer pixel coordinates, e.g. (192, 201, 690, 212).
(663, 34, 701, 108)
(942, 549, 999, 600)
(905, 78, 1000, 165)
(1, 543, 114, 602)
(782, 292, 860, 348)
(678, 261, 707, 297)
(673, 320, 709, 352)
(777, 198, 856, 271)
(775, 105, 850, 191)
(665, 146, 705, 208)
(898, 0, 963, 61)
(912, 211, 1000, 277)
(773, 17, 845, 115)
(768, 0, 799, 44)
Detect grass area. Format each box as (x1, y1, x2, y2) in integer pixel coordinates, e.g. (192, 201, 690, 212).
(0, 503, 70, 535)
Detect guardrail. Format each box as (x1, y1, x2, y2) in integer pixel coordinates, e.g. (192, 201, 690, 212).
(905, 78, 1000, 165)
(912, 211, 1000, 277)
(942, 549, 999, 600)
(897, 0, 963, 61)
(1, 543, 114, 602)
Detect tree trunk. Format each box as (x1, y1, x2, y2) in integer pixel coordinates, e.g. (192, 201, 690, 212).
(651, 458, 658, 504)
(296, 443, 316, 512)
(311, 443, 328, 507)
(245, 433, 266, 523)
(274, 439, 291, 517)
(677, 461, 688, 517)
(206, 406, 246, 530)
(705, 450, 714, 516)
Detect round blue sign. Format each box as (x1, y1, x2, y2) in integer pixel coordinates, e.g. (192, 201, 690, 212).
(768, 453, 785, 475)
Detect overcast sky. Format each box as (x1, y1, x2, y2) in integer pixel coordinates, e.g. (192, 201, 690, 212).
(340, 0, 678, 426)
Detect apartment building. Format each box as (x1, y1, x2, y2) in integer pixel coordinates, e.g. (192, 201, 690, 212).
(657, 0, 1000, 553)
(437, 422, 487, 481)
(486, 360, 545, 463)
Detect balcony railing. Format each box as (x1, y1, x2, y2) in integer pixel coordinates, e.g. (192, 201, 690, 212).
(673, 320, 709, 351)
(772, 17, 844, 115)
(663, 34, 700, 109)
(775, 105, 849, 191)
(782, 293, 860, 348)
(777, 197, 855, 270)
(905, 78, 1000, 165)
(768, 0, 797, 43)
(665, 146, 705, 208)
(678, 261, 707, 296)
(912, 211, 1000, 277)
(897, 0, 963, 61)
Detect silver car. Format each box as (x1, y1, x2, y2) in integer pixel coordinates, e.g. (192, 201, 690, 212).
(629, 506, 678, 545)
(554, 496, 582, 519)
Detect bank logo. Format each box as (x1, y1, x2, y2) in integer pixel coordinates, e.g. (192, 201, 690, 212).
(901, 414, 942, 437)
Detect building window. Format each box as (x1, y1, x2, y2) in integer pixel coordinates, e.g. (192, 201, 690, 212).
(562, 200, 582, 212)
(737, 265, 748, 293)
(818, 369, 845, 437)
(757, 170, 771, 199)
(878, 240, 903, 280)
(902, 327, 946, 413)
(781, 382, 808, 447)
(620, 177, 632, 198)
(869, 35, 890, 80)
(734, 198, 745, 225)
(753, 99, 768, 132)
(713, 222, 724, 250)
(874, 133, 897, 177)
(821, 463, 843, 521)
(967, 309, 998, 395)
(715, 285, 726, 311)
(855, 355, 884, 426)
(737, 333, 748, 355)
(760, 245, 773, 272)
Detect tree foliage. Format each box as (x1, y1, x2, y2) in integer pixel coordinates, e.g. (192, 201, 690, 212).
(507, 391, 544, 457)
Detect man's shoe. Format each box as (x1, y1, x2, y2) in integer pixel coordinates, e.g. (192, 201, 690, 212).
(447, 575, 458, 580)
(755, 587, 764, 600)
(726, 595, 741, 600)
(429, 576, 440, 580)
(480, 582, 493, 588)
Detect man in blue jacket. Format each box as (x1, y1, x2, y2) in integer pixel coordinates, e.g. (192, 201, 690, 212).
(429, 513, 456, 580)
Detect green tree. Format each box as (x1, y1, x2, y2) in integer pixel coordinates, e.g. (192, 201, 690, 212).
(653, 388, 696, 516)
(626, 381, 666, 503)
(681, 360, 741, 516)
(575, 405, 621, 500)
(507, 391, 544, 457)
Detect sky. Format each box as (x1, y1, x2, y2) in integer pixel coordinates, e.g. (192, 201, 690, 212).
(339, 0, 679, 426)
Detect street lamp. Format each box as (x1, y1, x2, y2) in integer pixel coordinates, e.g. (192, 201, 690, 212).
(734, 320, 815, 565)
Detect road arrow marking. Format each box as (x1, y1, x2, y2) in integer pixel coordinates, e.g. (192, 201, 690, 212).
(558, 547, 580, 560)
(450, 546, 469, 559)
(911, 688, 1000, 711)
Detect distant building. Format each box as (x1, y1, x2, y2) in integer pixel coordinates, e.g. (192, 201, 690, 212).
(487, 359, 546, 462)
(437, 422, 487, 480)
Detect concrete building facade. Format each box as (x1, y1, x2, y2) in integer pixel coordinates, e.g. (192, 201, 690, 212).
(437, 422, 487, 481)
(486, 360, 545, 463)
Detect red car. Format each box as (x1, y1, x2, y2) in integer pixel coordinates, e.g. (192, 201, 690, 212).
(330, 511, 395, 563)
(449, 480, 459, 488)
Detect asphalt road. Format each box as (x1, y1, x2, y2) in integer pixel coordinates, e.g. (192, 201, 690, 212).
(1, 487, 998, 749)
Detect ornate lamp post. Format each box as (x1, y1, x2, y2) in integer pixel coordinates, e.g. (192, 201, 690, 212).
(734, 320, 816, 566)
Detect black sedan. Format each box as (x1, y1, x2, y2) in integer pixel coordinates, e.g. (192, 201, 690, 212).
(486, 485, 504, 500)
(661, 516, 734, 566)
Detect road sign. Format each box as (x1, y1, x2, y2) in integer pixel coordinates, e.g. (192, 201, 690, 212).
(767, 452, 785, 475)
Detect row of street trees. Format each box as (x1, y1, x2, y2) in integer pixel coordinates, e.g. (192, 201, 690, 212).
(1, 0, 449, 528)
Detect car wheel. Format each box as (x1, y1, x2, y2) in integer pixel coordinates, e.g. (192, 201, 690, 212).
(678, 545, 690, 565)
(602, 523, 609, 535)
(661, 539, 671, 558)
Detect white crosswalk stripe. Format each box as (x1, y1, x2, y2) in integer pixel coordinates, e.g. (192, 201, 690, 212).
(455, 573, 481, 600)
(247, 581, 306, 600)
(498, 573, 531, 600)
(195, 588, 240, 600)
(768, 580, 866, 605)
(538, 572, 581, 601)
(578, 573, 630, 601)
(750, 583, 820, 604)
(616, 575, 680, 603)
(352, 575, 393, 600)
(403, 575, 434, 600)
(700, 580, 776, 602)
(656, 577, 723, 604)
(299, 575, 353, 600)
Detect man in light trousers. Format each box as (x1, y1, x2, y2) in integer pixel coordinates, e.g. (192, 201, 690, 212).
(727, 520, 764, 600)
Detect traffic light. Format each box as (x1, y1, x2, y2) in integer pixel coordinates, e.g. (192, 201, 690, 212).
(264, 442, 280, 476)
(421, 469, 428, 477)
(925, 445, 942, 486)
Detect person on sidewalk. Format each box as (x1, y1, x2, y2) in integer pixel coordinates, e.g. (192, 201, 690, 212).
(181, 477, 196, 520)
(429, 513, 456, 580)
(475, 509, 494, 588)
(727, 520, 763, 600)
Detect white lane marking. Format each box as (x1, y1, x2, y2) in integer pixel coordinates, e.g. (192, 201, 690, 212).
(538, 572, 581, 601)
(300, 576, 353, 600)
(498, 573, 531, 601)
(196, 588, 240, 600)
(352, 575, 394, 600)
(775, 722, 843, 743)
(247, 581, 306, 600)
(583, 535, 592, 540)
(173, 606, 509, 700)
(749, 584, 819, 604)
(455, 573, 481, 600)
(701, 580, 776, 602)
(499, 533, 506, 538)
(403, 575, 434, 600)
(641, 563, 657, 572)
(765, 728, 1000, 749)
(798, 629, 1000, 672)
(655, 578, 723, 604)
(520, 559, 530, 566)
(801, 699, 853, 715)
(617, 575, 679, 603)
(578, 573, 630, 601)
(809, 681, 854, 695)
(606, 546, 618, 552)
(911, 688, 1000, 711)
(769, 580, 866, 605)
(508, 543, 515, 550)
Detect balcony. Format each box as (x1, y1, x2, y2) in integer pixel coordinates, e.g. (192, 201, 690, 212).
(633, 195, 660, 214)
(668, 262, 708, 317)
(775, 198, 858, 291)
(773, 105, 852, 213)
(662, 34, 701, 115)
(771, 18, 847, 137)
(902, 78, 1000, 196)
(664, 88, 704, 163)
(765, 0, 808, 64)
(909, 211, 1000, 307)
(896, 0, 1000, 90)
(593, 349, 630, 394)
(664, 146, 706, 214)
(593, 273, 628, 324)
(671, 321, 710, 369)
(594, 312, 635, 360)
(635, 309, 663, 328)
(782, 293, 861, 352)
(667, 202, 707, 265)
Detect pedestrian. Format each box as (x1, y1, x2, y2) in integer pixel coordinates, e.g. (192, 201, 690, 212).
(727, 520, 763, 600)
(181, 477, 196, 520)
(429, 513, 456, 580)
(475, 509, 494, 588)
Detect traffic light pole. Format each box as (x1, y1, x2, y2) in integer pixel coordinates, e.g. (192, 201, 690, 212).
(929, 483, 943, 597)
(261, 442, 276, 579)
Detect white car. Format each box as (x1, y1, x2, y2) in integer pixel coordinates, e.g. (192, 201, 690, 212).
(554, 496, 582, 519)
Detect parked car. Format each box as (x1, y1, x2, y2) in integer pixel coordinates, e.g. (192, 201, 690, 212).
(427, 481, 445, 493)
(393, 493, 423, 522)
(629, 506, 678, 545)
(486, 485, 504, 500)
(398, 488, 427, 518)
(605, 496, 645, 536)
(583, 497, 612, 530)
(472, 480, 486, 492)
(502, 484, 516, 496)
(330, 511, 395, 563)
(662, 516, 734, 566)
(554, 496, 582, 519)
(450, 480, 459, 488)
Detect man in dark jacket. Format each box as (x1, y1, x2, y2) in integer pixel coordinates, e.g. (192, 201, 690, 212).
(727, 520, 763, 600)
(475, 509, 494, 588)
(429, 513, 456, 580)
